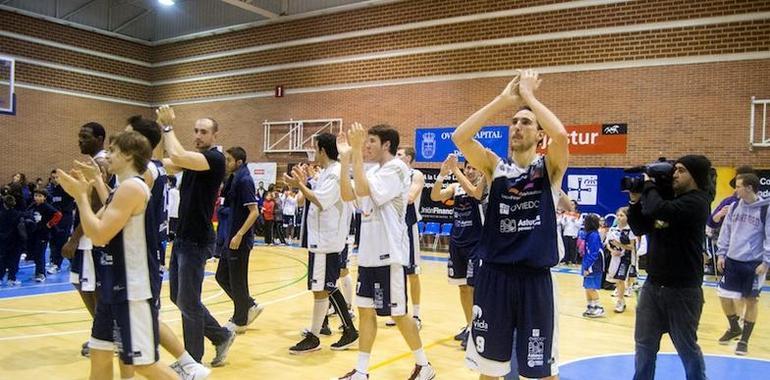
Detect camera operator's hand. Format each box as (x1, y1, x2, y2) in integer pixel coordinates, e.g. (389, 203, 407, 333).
(717, 256, 725, 273)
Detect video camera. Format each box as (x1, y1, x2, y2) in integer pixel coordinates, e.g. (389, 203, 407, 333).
(620, 158, 675, 199)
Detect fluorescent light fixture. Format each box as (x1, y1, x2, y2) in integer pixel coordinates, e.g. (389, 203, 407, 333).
(159, 0, 175, 6)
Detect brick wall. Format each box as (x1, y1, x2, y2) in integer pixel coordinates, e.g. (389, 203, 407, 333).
(1, 0, 769, 180)
(0, 87, 150, 181)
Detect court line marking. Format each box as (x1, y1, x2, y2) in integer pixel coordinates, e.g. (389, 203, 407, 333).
(559, 352, 770, 366)
(368, 336, 455, 372)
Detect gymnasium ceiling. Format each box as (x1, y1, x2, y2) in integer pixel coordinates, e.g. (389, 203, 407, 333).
(0, 0, 380, 44)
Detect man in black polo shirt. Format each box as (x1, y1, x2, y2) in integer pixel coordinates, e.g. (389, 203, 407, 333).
(156, 105, 235, 368)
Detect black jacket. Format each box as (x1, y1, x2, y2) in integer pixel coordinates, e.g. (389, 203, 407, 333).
(628, 182, 710, 288)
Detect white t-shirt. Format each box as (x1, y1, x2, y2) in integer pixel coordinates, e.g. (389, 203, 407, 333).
(307, 162, 348, 254)
(358, 158, 410, 267)
(283, 194, 298, 216)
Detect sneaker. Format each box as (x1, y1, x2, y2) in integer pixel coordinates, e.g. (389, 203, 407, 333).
(338, 369, 369, 379)
(718, 328, 743, 345)
(80, 341, 90, 357)
(385, 318, 396, 327)
(211, 329, 236, 367)
(735, 341, 748, 356)
(289, 333, 321, 355)
(320, 320, 332, 336)
(246, 303, 265, 327)
(20, 253, 26, 261)
(624, 287, 633, 297)
(454, 326, 468, 341)
(330, 328, 359, 351)
(614, 302, 626, 313)
(413, 316, 422, 330)
(582, 306, 595, 318)
(35, 274, 46, 282)
(407, 363, 436, 380)
(8, 279, 21, 287)
(180, 362, 212, 380)
(224, 321, 246, 335)
(587, 306, 605, 318)
(611, 289, 618, 297)
(170, 361, 182, 376)
(46, 265, 60, 275)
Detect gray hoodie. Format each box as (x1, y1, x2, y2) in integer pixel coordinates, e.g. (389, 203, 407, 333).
(717, 197, 770, 264)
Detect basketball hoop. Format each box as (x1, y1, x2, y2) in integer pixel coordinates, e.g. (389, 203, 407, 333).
(305, 150, 316, 162)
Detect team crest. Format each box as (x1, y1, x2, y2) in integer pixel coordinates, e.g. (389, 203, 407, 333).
(421, 133, 436, 159)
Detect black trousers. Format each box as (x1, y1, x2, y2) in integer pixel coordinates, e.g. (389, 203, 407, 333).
(634, 282, 706, 380)
(264, 220, 274, 244)
(215, 244, 256, 326)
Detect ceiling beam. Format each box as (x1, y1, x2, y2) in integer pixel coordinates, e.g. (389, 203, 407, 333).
(221, 0, 278, 19)
(112, 8, 152, 32)
(61, 0, 99, 20)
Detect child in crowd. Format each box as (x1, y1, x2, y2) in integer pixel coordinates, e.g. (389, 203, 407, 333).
(0, 195, 24, 286)
(27, 189, 62, 282)
(605, 207, 636, 313)
(582, 213, 605, 317)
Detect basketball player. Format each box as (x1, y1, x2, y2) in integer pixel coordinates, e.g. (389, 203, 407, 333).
(61, 122, 109, 357)
(57, 131, 177, 380)
(431, 154, 486, 348)
(385, 147, 426, 328)
(336, 123, 436, 380)
(285, 132, 359, 353)
(453, 69, 569, 379)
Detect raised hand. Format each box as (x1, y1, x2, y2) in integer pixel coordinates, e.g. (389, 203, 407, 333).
(500, 72, 521, 103)
(73, 157, 102, 183)
(56, 168, 92, 198)
(348, 122, 366, 151)
(518, 69, 542, 98)
(155, 105, 176, 126)
(336, 127, 352, 161)
(440, 154, 458, 176)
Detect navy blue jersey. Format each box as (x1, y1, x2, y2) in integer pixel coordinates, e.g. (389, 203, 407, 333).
(146, 160, 168, 261)
(451, 184, 484, 248)
(102, 177, 161, 303)
(475, 156, 560, 268)
(226, 164, 258, 247)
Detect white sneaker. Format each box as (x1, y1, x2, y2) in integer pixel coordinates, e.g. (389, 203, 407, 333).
(246, 303, 265, 327)
(337, 369, 369, 379)
(46, 265, 60, 274)
(385, 318, 396, 327)
(408, 363, 436, 380)
(614, 302, 626, 313)
(591, 306, 606, 318)
(181, 362, 211, 380)
(624, 287, 633, 297)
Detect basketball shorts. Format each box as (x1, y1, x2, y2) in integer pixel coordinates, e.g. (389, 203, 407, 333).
(69, 249, 97, 292)
(90, 298, 160, 366)
(356, 264, 407, 317)
(405, 223, 421, 275)
(606, 252, 631, 283)
(718, 257, 765, 299)
(307, 252, 340, 292)
(465, 261, 559, 378)
(448, 243, 476, 286)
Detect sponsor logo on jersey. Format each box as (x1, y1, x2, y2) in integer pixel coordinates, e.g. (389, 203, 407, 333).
(500, 218, 517, 233)
(517, 215, 542, 232)
(527, 329, 546, 367)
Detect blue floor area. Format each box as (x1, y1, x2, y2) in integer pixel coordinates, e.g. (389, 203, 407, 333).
(560, 353, 770, 379)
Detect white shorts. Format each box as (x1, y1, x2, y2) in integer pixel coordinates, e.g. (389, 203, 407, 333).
(70, 249, 96, 292)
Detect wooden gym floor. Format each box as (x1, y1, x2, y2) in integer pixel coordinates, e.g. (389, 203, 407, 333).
(0, 245, 768, 379)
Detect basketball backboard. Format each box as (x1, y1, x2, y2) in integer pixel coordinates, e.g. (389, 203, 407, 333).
(0, 56, 16, 115)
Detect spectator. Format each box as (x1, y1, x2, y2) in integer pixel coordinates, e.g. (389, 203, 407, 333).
(273, 189, 287, 245)
(262, 192, 275, 245)
(167, 176, 180, 241)
(560, 199, 582, 264)
(46, 170, 75, 274)
(27, 188, 62, 282)
(0, 195, 24, 286)
(581, 213, 605, 318)
(282, 189, 297, 244)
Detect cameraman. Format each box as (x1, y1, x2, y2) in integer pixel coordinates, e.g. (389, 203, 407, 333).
(627, 155, 712, 380)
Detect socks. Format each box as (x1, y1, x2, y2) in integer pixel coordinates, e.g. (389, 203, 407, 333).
(727, 314, 741, 331)
(311, 298, 330, 335)
(356, 352, 371, 374)
(329, 288, 355, 330)
(341, 274, 353, 308)
(588, 300, 598, 308)
(741, 321, 755, 342)
(413, 304, 421, 318)
(413, 348, 429, 366)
